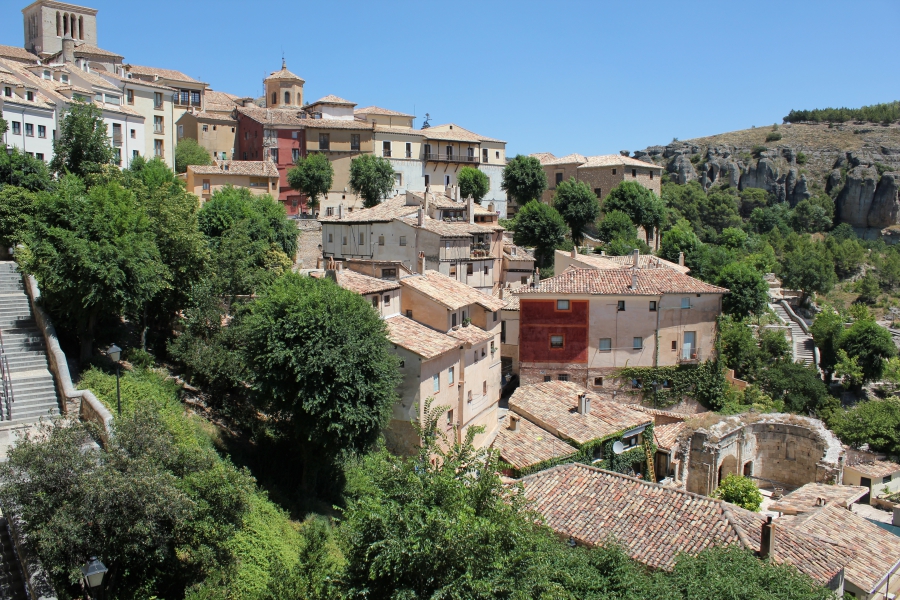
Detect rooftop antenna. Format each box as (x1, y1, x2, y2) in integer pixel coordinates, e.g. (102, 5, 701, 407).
(281, 47, 285, 69)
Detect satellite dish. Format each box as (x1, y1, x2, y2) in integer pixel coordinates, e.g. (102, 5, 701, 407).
(612, 441, 626, 455)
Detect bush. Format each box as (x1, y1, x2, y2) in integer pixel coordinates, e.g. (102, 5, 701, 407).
(711, 474, 763, 511)
(766, 132, 783, 142)
(796, 151, 808, 165)
(751, 145, 767, 158)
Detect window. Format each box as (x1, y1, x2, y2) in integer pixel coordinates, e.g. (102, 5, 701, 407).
(671, 340, 677, 351)
(555, 172, 563, 186)
(202, 180, 211, 192)
(452, 313, 457, 327)
(378, 235, 385, 246)
(11, 122, 20, 135)
(351, 134, 360, 151)
(25, 123, 34, 137)
(521, 276, 528, 285)
(633, 337, 643, 350)
(681, 297, 691, 309)
(130, 128, 135, 139)
(270, 148, 278, 163)
(36, 153, 44, 161)
(405, 142, 412, 158)
(359, 233, 364, 245)
(558, 374, 569, 382)
(126, 89, 134, 104)
(202, 124, 209, 132)
(154, 116, 164, 134)
(543, 375, 552, 382)
(617, 300, 625, 311)
(493, 311, 498, 322)
(383, 141, 391, 156)
(342, 236, 347, 245)
(449, 265, 457, 277)
(483, 148, 488, 163)
(406, 309, 413, 318)
(399, 360, 405, 368)
(483, 266, 488, 275)
(154, 139, 164, 157)
(292, 148, 300, 162)
(26, 91, 34, 101)
(327, 231, 333, 240)
(632, 169, 637, 178)
(447, 409, 453, 425)
(42, 70, 50, 80)
(372, 296, 379, 308)
(446, 145, 453, 158)
(113, 147, 121, 165)
(448, 367, 454, 385)
(424, 174, 430, 187)
(3, 87, 10, 97)
(594, 376, 604, 386)
(61, 74, 68, 84)
(383, 294, 390, 305)
(271, 92, 277, 105)
(650, 171, 654, 180)
(594, 188, 602, 197)
(154, 92, 162, 108)
(557, 300, 570, 311)
(399, 236, 407, 246)
(433, 374, 440, 393)
(598, 338, 611, 352)
(649, 301, 656, 311)
(284, 91, 290, 104)
(444, 174, 450, 186)
(550, 335, 564, 349)
(394, 172, 402, 187)
(381, 268, 396, 279)
(319, 133, 330, 150)
(612, 168, 617, 175)
(647, 228, 654, 241)
(466, 263, 473, 276)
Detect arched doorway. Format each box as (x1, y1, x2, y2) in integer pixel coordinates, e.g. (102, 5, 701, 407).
(717, 455, 738, 486)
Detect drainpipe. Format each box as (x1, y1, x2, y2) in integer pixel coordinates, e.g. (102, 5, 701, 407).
(654, 294, 661, 405)
(21, 106, 26, 155)
(457, 345, 466, 445)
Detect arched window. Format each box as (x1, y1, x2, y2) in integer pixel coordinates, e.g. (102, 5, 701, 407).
(63, 14, 68, 36)
(284, 91, 290, 105)
(79, 16, 84, 39)
(56, 12, 61, 37)
(271, 92, 277, 105)
(72, 15, 78, 39)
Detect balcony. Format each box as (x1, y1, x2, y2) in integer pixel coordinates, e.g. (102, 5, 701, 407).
(677, 347, 702, 364)
(470, 242, 491, 259)
(112, 134, 122, 148)
(383, 149, 392, 157)
(425, 153, 480, 164)
(154, 126, 164, 135)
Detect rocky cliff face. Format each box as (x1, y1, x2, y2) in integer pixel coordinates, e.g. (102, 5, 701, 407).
(634, 123, 900, 232)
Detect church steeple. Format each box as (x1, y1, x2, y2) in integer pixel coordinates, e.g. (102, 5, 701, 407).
(264, 60, 304, 108)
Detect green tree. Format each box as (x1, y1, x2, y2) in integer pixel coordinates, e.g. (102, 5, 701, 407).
(603, 181, 665, 242)
(349, 154, 395, 208)
(719, 316, 762, 380)
(711, 474, 763, 511)
(757, 361, 832, 415)
(501, 154, 546, 206)
(243, 274, 400, 494)
(49, 99, 114, 177)
(792, 197, 832, 233)
(659, 219, 702, 265)
(457, 166, 490, 204)
(840, 318, 897, 384)
(829, 397, 900, 455)
(855, 272, 880, 304)
(174, 137, 213, 174)
(553, 177, 600, 245)
(0, 186, 38, 248)
(0, 147, 53, 191)
(663, 180, 704, 224)
(20, 177, 169, 361)
(825, 235, 865, 278)
(749, 204, 792, 234)
(287, 152, 333, 210)
(718, 227, 748, 249)
(715, 262, 768, 317)
(511, 200, 567, 269)
(739, 187, 768, 217)
(596, 210, 637, 244)
(699, 189, 742, 234)
(758, 329, 792, 362)
(810, 304, 844, 381)
(780, 245, 836, 303)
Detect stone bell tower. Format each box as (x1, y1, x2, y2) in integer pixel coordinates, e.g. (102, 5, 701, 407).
(264, 60, 305, 108)
(22, 0, 98, 56)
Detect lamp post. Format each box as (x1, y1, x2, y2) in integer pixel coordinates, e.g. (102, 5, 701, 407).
(106, 344, 121, 415)
(80, 556, 108, 599)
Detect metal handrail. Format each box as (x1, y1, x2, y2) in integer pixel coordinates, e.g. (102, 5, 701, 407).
(0, 330, 14, 421)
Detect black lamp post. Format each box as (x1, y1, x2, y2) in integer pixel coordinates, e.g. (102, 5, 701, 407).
(81, 556, 108, 599)
(106, 344, 122, 415)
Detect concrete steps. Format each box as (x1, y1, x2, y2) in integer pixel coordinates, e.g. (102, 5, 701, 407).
(771, 303, 816, 367)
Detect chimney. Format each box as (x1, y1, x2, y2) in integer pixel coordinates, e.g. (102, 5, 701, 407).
(62, 36, 75, 64)
(759, 516, 776, 559)
(468, 196, 475, 224)
(534, 268, 540, 284)
(678, 252, 685, 267)
(632, 249, 640, 268)
(336, 261, 343, 272)
(509, 415, 520, 432)
(499, 287, 505, 300)
(417, 207, 425, 227)
(338, 204, 344, 219)
(424, 192, 430, 218)
(631, 271, 638, 290)
(577, 393, 591, 415)
(571, 247, 577, 259)
(418, 251, 426, 274)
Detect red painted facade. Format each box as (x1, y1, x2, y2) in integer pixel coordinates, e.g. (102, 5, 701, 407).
(235, 114, 308, 215)
(519, 299, 589, 364)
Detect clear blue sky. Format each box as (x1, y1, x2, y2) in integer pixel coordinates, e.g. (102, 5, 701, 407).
(4, 0, 899, 157)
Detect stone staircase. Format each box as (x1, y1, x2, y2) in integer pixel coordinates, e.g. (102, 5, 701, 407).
(771, 302, 816, 366)
(0, 262, 59, 428)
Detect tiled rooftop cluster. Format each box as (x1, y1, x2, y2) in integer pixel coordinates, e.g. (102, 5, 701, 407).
(516, 266, 728, 296)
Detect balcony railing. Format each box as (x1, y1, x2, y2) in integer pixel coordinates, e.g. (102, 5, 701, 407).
(112, 134, 122, 147)
(154, 126, 164, 134)
(383, 150, 392, 157)
(425, 153, 480, 164)
(678, 347, 702, 363)
(470, 242, 491, 258)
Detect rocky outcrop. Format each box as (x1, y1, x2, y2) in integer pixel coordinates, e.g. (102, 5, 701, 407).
(835, 167, 900, 228)
(668, 153, 697, 184)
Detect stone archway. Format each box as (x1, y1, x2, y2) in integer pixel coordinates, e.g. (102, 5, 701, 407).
(718, 455, 738, 486)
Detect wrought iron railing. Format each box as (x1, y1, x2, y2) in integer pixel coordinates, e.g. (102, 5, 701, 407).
(425, 153, 480, 164)
(0, 330, 15, 421)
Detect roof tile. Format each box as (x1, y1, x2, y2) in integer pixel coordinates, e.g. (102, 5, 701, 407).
(516, 266, 728, 296)
(400, 271, 506, 312)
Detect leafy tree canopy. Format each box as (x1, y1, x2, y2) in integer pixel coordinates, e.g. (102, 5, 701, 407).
(829, 396, 900, 456)
(603, 180, 665, 234)
(511, 200, 567, 269)
(287, 152, 333, 209)
(0, 186, 39, 248)
(0, 146, 53, 191)
(780, 243, 836, 302)
(49, 99, 114, 178)
(659, 219, 702, 265)
(457, 166, 490, 204)
(711, 474, 763, 511)
(501, 154, 546, 205)
(840, 318, 897, 384)
(596, 210, 637, 244)
(715, 261, 768, 317)
(553, 177, 600, 245)
(349, 154, 395, 208)
(174, 137, 212, 174)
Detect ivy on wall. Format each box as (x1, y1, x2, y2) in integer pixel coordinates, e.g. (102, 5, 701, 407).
(614, 361, 726, 409)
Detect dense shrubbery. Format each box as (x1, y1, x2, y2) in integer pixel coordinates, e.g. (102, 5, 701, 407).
(784, 100, 900, 124)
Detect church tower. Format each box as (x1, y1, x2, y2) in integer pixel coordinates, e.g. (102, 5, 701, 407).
(22, 1, 98, 56)
(264, 60, 305, 108)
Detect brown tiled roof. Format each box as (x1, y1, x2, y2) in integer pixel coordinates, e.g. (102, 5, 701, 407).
(100, 71, 175, 91)
(59, 65, 118, 91)
(318, 195, 417, 223)
(653, 421, 686, 452)
(205, 89, 242, 110)
(183, 110, 236, 124)
(493, 414, 577, 470)
(446, 324, 494, 345)
(561, 250, 689, 274)
(0, 45, 40, 64)
(493, 289, 520, 311)
(520, 463, 853, 584)
(373, 124, 423, 136)
(769, 483, 870, 516)
(542, 153, 587, 166)
(265, 63, 304, 83)
(398, 215, 500, 237)
(334, 269, 400, 295)
(517, 267, 728, 296)
(509, 381, 650, 446)
(529, 152, 556, 164)
(71, 43, 123, 59)
(302, 117, 373, 130)
(308, 94, 355, 107)
(629, 406, 696, 420)
(385, 315, 459, 359)
(400, 271, 506, 312)
(846, 459, 900, 479)
(356, 105, 414, 118)
(578, 154, 664, 170)
(126, 64, 201, 84)
(423, 123, 505, 144)
(187, 161, 278, 178)
(236, 105, 309, 127)
(782, 504, 900, 593)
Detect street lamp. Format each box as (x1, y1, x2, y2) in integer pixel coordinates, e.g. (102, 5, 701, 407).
(106, 344, 122, 415)
(80, 556, 108, 599)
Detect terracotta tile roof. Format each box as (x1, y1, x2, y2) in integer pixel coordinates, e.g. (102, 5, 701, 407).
(308, 94, 355, 107)
(769, 483, 870, 516)
(183, 110, 236, 124)
(561, 250, 689, 274)
(422, 123, 505, 144)
(629, 405, 696, 420)
(446, 323, 494, 345)
(653, 421, 686, 452)
(493, 289, 520, 311)
(542, 153, 587, 166)
(265, 63, 304, 83)
(356, 105, 414, 118)
(334, 269, 400, 295)
(70, 43, 123, 59)
(384, 315, 459, 359)
(59, 65, 118, 91)
(342, 258, 414, 278)
(517, 267, 728, 296)
(302, 117, 374, 130)
(399, 215, 501, 237)
(187, 160, 278, 178)
(373, 124, 423, 136)
(0, 45, 40, 64)
(125, 64, 202, 84)
(204, 89, 242, 110)
(509, 381, 651, 446)
(493, 414, 577, 470)
(400, 271, 506, 312)
(519, 463, 853, 584)
(529, 152, 556, 164)
(236, 105, 308, 127)
(100, 71, 175, 91)
(845, 459, 900, 479)
(782, 504, 900, 593)
(578, 154, 664, 170)
(318, 195, 417, 223)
